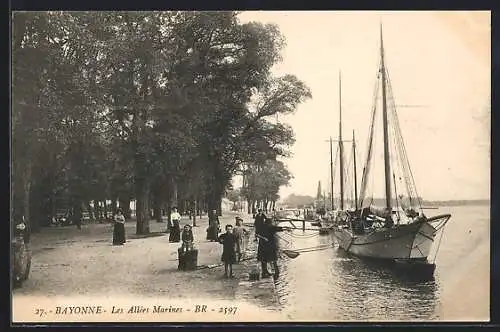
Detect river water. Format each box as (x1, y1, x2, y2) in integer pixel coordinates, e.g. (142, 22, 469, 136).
(274, 205, 490, 321)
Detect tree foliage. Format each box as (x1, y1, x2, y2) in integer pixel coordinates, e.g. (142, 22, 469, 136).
(11, 11, 311, 234)
(241, 159, 292, 211)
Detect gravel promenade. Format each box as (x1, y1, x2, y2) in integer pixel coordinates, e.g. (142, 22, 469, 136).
(13, 212, 276, 305)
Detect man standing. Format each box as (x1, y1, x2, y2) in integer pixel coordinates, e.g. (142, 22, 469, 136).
(254, 209, 266, 241)
(256, 216, 284, 279)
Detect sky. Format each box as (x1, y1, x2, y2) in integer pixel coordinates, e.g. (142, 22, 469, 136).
(233, 11, 490, 202)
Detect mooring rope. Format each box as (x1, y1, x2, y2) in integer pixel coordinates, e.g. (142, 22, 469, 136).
(431, 226, 446, 264)
(283, 244, 332, 252)
(284, 243, 336, 254)
(294, 247, 334, 254)
(285, 232, 320, 239)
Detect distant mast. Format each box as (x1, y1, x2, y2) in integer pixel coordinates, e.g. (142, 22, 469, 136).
(329, 137, 335, 210)
(353, 130, 359, 211)
(338, 72, 345, 211)
(380, 25, 392, 212)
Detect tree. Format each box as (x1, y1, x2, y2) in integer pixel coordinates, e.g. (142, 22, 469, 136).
(242, 159, 292, 212)
(11, 11, 311, 236)
(226, 188, 241, 211)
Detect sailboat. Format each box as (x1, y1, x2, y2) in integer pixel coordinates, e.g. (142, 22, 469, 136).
(333, 26, 451, 277)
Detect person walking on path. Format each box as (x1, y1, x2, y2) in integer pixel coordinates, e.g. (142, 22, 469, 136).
(233, 216, 249, 263)
(112, 208, 126, 245)
(256, 216, 285, 279)
(206, 209, 220, 241)
(218, 224, 237, 278)
(169, 207, 182, 243)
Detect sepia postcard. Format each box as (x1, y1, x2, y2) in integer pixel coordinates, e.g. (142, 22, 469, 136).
(11, 10, 490, 323)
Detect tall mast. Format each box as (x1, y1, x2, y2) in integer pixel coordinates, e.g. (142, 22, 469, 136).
(380, 24, 392, 211)
(338, 72, 345, 211)
(352, 130, 359, 211)
(329, 136, 335, 210)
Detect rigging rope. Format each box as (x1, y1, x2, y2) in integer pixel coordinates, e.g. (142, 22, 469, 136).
(431, 225, 446, 264)
(342, 146, 354, 207)
(383, 77, 411, 215)
(359, 64, 381, 207)
(331, 144, 340, 205)
(385, 72, 414, 207)
(385, 68, 423, 212)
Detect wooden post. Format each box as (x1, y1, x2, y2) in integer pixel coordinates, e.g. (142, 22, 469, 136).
(178, 248, 198, 271)
(302, 219, 305, 232)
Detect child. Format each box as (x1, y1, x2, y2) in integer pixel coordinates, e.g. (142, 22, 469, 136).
(218, 224, 237, 278)
(180, 224, 194, 252)
(233, 216, 249, 263)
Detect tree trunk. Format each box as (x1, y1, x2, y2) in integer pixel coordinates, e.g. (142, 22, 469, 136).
(86, 201, 95, 222)
(192, 199, 197, 227)
(119, 197, 132, 219)
(165, 181, 172, 230)
(135, 179, 150, 235)
(94, 199, 101, 221)
(197, 199, 202, 218)
(153, 192, 162, 223)
(172, 179, 178, 209)
(166, 203, 172, 229)
(23, 161, 37, 232)
(207, 184, 223, 217)
(73, 200, 82, 230)
(99, 200, 104, 221)
(103, 200, 108, 220)
(111, 199, 117, 215)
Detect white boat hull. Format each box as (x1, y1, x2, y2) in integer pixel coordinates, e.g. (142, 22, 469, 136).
(334, 220, 436, 261)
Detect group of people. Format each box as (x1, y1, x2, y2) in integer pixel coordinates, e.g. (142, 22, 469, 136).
(110, 206, 284, 280)
(217, 215, 250, 278)
(220, 208, 285, 279)
(111, 207, 185, 246)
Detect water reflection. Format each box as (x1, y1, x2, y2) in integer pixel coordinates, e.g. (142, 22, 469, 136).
(275, 231, 439, 321)
(274, 206, 489, 321)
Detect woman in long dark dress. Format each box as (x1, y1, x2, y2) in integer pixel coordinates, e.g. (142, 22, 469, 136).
(169, 208, 181, 243)
(257, 217, 284, 278)
(206, 210, 220, 241)
(218, 224, 237, 278)
(113, 209, 126, 245)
